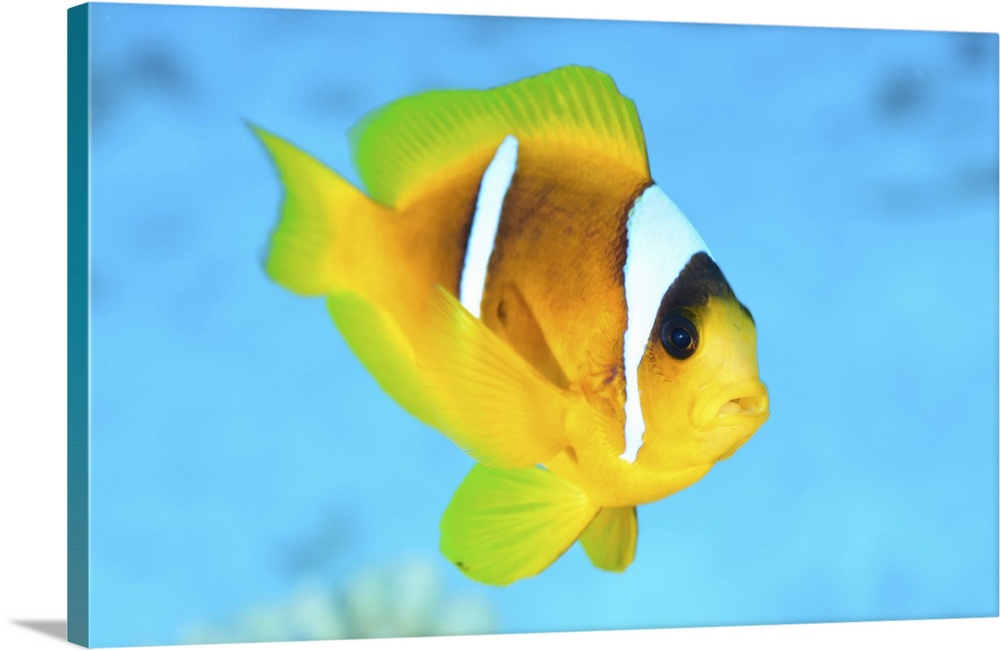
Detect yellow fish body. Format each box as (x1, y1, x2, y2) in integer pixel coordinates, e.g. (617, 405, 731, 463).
(255, 66, 769, 586)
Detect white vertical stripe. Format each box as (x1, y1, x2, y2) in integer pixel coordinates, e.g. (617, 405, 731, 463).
(459, 135, 519, 318)
(620, 185, 711, 463)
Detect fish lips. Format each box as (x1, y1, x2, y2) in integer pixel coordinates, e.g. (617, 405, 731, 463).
(691, 378, 770, 435)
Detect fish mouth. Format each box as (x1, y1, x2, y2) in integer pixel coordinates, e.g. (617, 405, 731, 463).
(692, 379, 770, 432)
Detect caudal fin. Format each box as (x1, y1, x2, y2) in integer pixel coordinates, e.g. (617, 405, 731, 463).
(252, 125, 391, 296)
(253, 126, 441, 425)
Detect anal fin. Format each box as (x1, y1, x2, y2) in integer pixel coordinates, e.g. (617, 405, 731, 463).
(327, 291, 437, 426)
(440, 464, 600, 586)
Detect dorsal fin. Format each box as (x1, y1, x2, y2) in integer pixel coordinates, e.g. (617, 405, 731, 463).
(348, 65, 650, 207)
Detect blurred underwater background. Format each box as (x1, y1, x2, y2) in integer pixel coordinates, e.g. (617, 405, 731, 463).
(84, 3, 998, 647)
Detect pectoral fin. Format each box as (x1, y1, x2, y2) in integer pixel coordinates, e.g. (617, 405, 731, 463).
(416, 285, 572, 468)
(579, 506, 638, 572)
(440, 464, 600, 586)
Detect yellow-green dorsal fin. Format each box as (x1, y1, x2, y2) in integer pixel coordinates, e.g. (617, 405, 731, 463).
(417, 285, 571, 468)
(440, 464, 600, 586)
(579, 506, 638, 572)
(252, 125, 391, 296)
(349, 65, 650, 207)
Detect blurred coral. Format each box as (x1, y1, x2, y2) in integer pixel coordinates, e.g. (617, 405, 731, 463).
(181, 556, 496, 643)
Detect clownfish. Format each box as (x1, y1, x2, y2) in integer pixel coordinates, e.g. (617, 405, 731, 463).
(254, 65, 769, 586)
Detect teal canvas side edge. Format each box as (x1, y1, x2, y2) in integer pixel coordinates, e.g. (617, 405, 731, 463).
(67, 3, 90, 647)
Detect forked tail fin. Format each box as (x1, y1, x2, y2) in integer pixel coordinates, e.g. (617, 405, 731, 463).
(253, 126, 440, 425)
(252, 125, 392, 297)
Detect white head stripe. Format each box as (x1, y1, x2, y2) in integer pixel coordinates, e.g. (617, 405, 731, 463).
(620, 185, 711, 463)
(459, 135, 519, 317)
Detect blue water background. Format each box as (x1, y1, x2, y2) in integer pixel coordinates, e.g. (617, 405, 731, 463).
(86, 3, 999, 647)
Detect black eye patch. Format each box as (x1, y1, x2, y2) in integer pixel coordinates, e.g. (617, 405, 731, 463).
(651, 252, 734, 361)
(656, 252, 734, 313)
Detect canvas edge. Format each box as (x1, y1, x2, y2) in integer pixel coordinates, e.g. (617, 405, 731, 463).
(67, 3, 90, 648)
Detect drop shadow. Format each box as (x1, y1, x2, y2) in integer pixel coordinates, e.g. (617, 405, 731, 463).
(12, 619, 67, 641)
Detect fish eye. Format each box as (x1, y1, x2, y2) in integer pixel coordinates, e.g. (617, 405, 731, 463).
(660, 313, 698, 360)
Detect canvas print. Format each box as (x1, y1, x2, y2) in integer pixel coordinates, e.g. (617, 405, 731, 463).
(67, 2, 999, 647)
